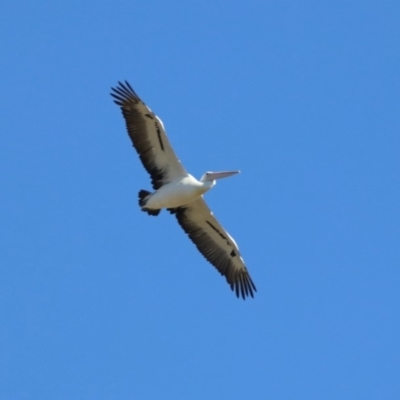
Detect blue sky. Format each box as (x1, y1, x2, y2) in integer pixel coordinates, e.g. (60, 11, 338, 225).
(1, 1, 399, 399)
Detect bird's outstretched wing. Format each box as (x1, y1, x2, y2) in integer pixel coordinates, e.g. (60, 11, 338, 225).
(173, 198, 256, 299)
(111, 81, 187, 189)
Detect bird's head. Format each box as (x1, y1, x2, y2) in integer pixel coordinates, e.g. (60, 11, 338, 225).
(200, 170, 240, 183)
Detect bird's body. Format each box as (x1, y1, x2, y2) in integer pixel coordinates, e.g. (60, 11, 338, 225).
(111, 81, 256, 299)
(143, 174, 211, 210)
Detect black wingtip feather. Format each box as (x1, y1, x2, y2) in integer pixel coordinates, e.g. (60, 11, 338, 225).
(124, 80, 135, 92)
(229, 272, 257, 300)
(110, 80, 140, 105)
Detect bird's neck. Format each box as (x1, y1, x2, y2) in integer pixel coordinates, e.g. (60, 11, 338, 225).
(202, 180, 216, 191)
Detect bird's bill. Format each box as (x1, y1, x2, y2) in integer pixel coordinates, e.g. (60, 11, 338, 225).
(207, 170, 240, 180)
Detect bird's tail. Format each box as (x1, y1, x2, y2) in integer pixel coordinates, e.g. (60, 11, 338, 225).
(138, 190, 151, 207)
(138, 190, 161, 216)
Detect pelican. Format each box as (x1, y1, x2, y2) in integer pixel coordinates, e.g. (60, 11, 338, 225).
(111, 81, 256, 299)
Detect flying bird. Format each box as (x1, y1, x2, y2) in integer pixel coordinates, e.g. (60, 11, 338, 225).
(111, 81, 256, 299)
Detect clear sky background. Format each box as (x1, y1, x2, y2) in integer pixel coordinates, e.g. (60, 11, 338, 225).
(1, 1, 399, 399)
